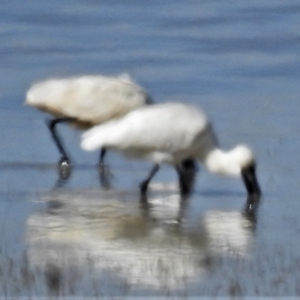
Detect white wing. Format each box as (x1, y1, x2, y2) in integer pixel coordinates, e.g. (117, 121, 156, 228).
(25, 75, 149, 124)
(81, 103, 216, 159)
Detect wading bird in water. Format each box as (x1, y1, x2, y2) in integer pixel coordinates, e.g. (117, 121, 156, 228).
(81, 102, 261, 197)
(25, 74, 152, 171)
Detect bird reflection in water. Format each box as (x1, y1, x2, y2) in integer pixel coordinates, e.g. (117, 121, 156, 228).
(54, 163, 113, 190)
(98, 164, 113, 190)
(55, 164, 72, 188)
(26, 178, 260, 295)
(202, 195, 260, 257)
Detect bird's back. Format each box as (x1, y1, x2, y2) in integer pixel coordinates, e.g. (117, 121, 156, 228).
(25, 75, 150, 127)
(82, 102, 218, 162)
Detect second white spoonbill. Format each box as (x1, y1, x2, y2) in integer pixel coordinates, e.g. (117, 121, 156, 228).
(25, 74, 152, 167)
(81, 102, 261, 197)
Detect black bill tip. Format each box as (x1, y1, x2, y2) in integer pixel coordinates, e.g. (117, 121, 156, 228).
(241, 162, 261, 197)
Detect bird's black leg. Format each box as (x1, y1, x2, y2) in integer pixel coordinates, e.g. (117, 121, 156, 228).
(139, 164, 160, 195)
(46, 117, 76, 167)
(181, 158, 198, 172)
(98, 147, 113, 190)
(176, 166, 190, 196)
(99, 147, 107, 166)
(176, 158, 198, 196)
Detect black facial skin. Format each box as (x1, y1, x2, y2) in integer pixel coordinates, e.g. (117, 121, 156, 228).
(241, 162, 261, 197)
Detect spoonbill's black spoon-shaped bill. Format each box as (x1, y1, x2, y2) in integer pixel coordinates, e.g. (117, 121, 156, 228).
(81, 102, 261, 197)
(25, 74, 152, 168)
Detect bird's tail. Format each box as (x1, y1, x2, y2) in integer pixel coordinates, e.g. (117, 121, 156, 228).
(81, 121, 117, 151)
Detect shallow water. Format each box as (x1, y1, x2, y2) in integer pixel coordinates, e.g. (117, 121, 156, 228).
(0, 0, 300, 297)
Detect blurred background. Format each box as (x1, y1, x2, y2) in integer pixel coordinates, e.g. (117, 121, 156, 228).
(0, 0, 300, 297)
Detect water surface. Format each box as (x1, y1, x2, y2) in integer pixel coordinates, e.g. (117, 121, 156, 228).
(0, 0, 300, 297)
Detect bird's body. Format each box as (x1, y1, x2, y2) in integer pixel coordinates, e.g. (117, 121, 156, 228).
(25, 74, 152, 169)
(26, 74, 151, 129)
(81, 102, 261, 197)
(82, 103, 216, 164)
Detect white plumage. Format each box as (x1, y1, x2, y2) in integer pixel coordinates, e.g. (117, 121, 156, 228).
(25, 74, 152, 167)
(82, 103, 212, 162)
(81, 102, 261, 196)
(26, 74, 151, 127)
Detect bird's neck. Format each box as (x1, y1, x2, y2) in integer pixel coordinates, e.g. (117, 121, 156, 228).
(204, 148, 241, 176)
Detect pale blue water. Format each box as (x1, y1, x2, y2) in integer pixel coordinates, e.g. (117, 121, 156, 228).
(0, 0, 300, 297)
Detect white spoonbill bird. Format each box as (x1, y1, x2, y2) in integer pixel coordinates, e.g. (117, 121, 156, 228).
(81, 102, 261, 197)
(25, 74, 152, 167)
